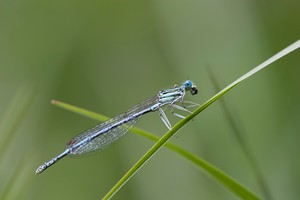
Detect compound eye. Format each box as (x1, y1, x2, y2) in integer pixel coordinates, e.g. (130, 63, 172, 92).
(183, 80, 192, 90)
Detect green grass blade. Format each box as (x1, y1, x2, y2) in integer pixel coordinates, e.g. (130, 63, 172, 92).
(52, 102, 260, 199)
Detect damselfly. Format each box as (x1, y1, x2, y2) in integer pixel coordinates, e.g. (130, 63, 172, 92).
(36, 80, 198, 174)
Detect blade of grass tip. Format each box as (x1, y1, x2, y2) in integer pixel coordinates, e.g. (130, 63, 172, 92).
(0, 84, 35, 158)
(207, 68, 273, 200)
(52, 101, 260, 199)
(221, 39, 300, 91)
(102, 39, 300, 200)
(51, 100, 108, 122)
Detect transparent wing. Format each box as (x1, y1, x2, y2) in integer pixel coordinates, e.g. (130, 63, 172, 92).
(68, 117, 139, 157)
(66, 96, 158, 157)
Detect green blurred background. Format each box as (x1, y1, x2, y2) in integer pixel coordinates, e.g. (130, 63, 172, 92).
(0, 0, 300, 199)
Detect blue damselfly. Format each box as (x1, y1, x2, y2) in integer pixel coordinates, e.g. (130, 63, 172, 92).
(36, 80, 198, 174)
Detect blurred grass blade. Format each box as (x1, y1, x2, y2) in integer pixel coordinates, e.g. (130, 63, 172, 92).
(0, 83, 35, 200)
(0, 84, 35, 158)
(1, 156, 34, 200)
(207, 69, 273, 200)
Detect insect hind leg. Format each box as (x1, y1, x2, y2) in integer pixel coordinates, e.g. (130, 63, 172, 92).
(170, 101, 199, 119)
(159, 107, 172, 130)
